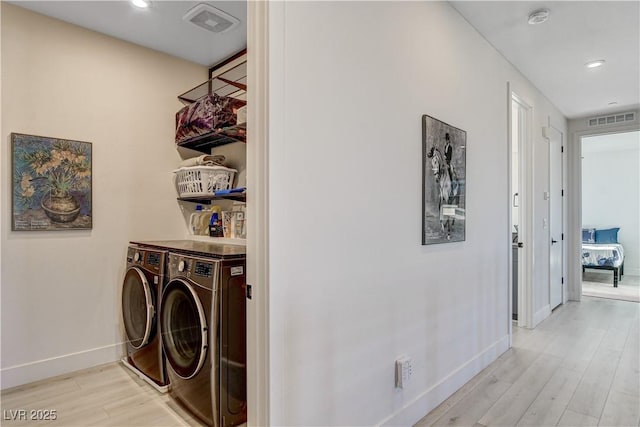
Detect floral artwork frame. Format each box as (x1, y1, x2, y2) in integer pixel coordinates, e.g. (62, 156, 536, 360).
(422, 115, 466, 244)
(11, 133, 92, 231)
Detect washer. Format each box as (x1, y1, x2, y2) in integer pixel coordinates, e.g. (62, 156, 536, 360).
(120, 244, 168, 392)
(161, 251, 247, 427)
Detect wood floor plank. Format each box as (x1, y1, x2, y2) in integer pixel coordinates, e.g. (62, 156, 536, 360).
(566, 342, 625, 419)
(488, 348, 541, 384)
(164, 400, 208, 427)
(49, 406, 111, 426)
(477, 354, 562, 427)
(512, 328, 556, 353)
(0, 364, 194, 427)
(430, 374, 512, 426)
(581, 347, 622, 386)
(599, 324, 632, 353)
(566, 379, 612, 420)
(1, 376, 80, 407)
(557, 409, 599, 427)
(414, 359, 505, 427)
(598, 389, 640, 427)
(415, 297, 640, 427)
(516, 367, 582, 427)
(611, 362, 640, 397)
(611, 327, 640, 398)
(98, 398, 191, 427)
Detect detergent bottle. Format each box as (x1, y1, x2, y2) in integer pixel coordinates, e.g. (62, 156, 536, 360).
(189, 205, 204, 235)
(209, 206, 223, 237)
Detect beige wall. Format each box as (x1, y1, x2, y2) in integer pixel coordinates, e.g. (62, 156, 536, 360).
(0, 3, 207, 388)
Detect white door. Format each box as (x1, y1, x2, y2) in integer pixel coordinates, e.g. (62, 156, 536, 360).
(549, 127, 564, 309)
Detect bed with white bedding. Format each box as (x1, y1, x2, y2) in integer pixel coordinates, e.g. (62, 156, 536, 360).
(582, 243, 625, 287)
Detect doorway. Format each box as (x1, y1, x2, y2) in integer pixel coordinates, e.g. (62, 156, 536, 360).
(580, 130, 640, 302)
(510, 92, 533, 328)
(548, 126, 564, 309)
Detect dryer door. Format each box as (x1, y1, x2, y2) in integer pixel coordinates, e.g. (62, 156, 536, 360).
(122, 267, 155, 349)
(161, 279, 208, 380)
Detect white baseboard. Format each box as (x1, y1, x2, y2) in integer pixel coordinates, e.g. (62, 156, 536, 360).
(532, 304, 551, 328)
(379, 334, 510, 427)
(1, 343, 122, 390)
(622, 268, 640, 276)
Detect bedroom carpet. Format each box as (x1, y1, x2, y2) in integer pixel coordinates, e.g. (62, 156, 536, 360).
(582, 271, 640, 303)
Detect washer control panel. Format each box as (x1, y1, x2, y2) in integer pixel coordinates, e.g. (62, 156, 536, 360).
(127, 246, 165, 274)
(146, 252, 161, 267)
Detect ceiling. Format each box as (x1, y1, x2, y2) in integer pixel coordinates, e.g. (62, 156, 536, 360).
(451, 1, 640, 119)
(8, 1, 247, 67)
(9, 1, 639, 119)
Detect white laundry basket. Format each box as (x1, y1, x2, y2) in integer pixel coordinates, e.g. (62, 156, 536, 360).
(174, 165, 237, 197)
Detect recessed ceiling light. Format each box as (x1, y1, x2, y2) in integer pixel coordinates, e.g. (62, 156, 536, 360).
(586, 60, 606, 68)
(527, 8, 550, 25)
(131, 0, 151, 9)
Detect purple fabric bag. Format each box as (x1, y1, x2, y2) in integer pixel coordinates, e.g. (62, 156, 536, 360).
(175, 94, 246, 144)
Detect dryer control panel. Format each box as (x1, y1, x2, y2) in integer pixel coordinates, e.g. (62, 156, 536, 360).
(168, 253, 222, 290)
(194, 261, 213, 278)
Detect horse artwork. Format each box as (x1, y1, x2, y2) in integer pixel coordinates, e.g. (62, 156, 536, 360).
(422, 115, 466, 244)
(427, 145, 459, 239)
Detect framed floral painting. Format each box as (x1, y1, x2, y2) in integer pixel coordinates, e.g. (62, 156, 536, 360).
(11, 133, 92, 231)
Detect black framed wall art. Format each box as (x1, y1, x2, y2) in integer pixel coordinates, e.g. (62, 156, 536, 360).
(422, 115, 466, 244)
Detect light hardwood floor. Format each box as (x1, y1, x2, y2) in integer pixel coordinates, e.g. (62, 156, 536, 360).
(1, 362, 205, 426)
(583, 272, 640, 303)
(1, 297, 638, 427)
(415, 296, 640, 427)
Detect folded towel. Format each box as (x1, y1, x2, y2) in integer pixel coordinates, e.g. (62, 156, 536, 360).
(179, 154, 226, 168)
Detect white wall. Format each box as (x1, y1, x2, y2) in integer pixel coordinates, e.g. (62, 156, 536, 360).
(266, 2, 566, 425)
(567, 110, 640, 299)
(582, 132, 640, 275)
(0, 4, 207, 388)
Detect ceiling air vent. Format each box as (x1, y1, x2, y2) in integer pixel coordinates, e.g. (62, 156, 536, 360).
(587, 112, 636, 127)
(183, 3, 240, 34)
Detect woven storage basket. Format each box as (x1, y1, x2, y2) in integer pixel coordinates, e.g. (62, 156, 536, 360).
(174, 165, 237, 197)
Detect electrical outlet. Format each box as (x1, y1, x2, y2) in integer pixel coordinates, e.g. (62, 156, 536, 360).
(395, 357, 413, 388)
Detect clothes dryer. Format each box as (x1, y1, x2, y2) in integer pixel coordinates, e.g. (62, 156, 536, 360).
(121, 245, 168, 391)
(161, 252, 246, 427)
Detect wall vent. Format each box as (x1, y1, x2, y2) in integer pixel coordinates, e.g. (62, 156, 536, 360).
(587, 112, 636, 127)
(183, 3, 240, 34)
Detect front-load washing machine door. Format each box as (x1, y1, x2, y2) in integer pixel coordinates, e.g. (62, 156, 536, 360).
(122, 267, 155, 349)
(161, 279, 208, 380)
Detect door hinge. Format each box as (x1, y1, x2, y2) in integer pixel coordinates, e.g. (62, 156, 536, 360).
(246, 284, 252, 300)
(561, 189, 564, 197)
(562, 277, 564, 284)
(561, 146, 564, 153)
(562, 233, 564, 240)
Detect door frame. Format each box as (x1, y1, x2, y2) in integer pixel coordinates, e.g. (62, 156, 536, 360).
(544, 123, 566, 307)
(246, 1, 271, 425)
(508, 87, 535, 332)
(568, 122, 640, 300)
